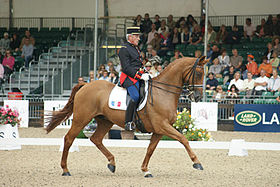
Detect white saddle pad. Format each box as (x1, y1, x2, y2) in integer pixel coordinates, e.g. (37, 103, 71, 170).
(108, 81, 148, 111)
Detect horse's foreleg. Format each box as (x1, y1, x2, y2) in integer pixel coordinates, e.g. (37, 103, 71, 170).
(161, 124, 203, 170)
(90, 118, 115, 173)
(141, 133, 162, 178)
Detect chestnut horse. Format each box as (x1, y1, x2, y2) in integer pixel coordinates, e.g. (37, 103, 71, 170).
(46, 56, 208, 177)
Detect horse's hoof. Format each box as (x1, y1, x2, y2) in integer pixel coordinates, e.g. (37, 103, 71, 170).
(193, 163, 204, 170)
(144, 173, 153, 178)
(62, 172, 71, 176)
(107, 164, 116, 173)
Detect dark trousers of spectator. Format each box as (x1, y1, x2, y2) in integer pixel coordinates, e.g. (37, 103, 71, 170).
(254, 90, 264, 97)
(24, 55, 32, 68)
(3, 66, 13, 76)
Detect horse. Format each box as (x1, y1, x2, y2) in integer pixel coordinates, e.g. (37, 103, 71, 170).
(46, 56, 209, 177)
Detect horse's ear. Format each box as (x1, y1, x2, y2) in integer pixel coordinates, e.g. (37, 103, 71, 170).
(197, 56, 208, 66)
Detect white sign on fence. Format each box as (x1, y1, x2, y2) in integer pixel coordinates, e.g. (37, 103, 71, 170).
(4, 100, 29, 128)
(191, 102, 218, 131)
(44, 101, 73, 129)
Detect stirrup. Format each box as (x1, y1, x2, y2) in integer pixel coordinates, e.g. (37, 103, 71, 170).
(125, 121, 136, 131)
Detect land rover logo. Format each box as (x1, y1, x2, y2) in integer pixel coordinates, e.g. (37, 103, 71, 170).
(235, 111, 261, 126)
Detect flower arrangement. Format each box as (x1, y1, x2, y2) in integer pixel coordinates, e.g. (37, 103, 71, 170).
(0, 105, 21, 127)
(173, 108, 212, 141)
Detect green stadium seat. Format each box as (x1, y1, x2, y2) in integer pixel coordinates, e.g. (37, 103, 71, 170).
(253, 99, 265, 104)
(29, 27, 39, 33)
(40, 27, 49, 32)
(274, 92, 280, 97)
(265, 99, 278, 104)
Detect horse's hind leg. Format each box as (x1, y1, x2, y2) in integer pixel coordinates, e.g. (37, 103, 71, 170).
(141, 133, 162, 178)
(90, 117, 115, 173)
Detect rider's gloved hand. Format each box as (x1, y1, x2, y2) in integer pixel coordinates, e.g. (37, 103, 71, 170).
(140, 73, 151, 81)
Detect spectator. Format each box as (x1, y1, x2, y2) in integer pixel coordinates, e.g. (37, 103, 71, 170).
(154, 15, 161, 31)
(158, 31, 170, 57)
(270, 51, 279, 69)
(158, 20, 169, 34)
(9, 33, 21, 52)
(230, 49, 243, 71)
(218, 48, 230, 71)
(78, 76, 85, 83)
(133, 15, 142, 27)
(105, 60, 114, 72)
(97, 64, 105, 79)
(256, 18, 269, 37)
(206, 72, 218, 90)
(258, 56, 272, 77)
(141, 13, 153, 34)
(167, 14, 176, 32)
(189, 24, 202, 45)
(146, 44, 153, 59)
(209, 58, 222, 78)
(253, 69, 269, 96)
(0, 33, 10, 54)
(243, 71, 255, 96)
(179, 27, 190, 44)
(21, 38, 34, 69)
(186, 14, 197, 32)
(210, 44, 220, 62)
(264, 42, 274, 61)
(176, 17, 186, 29)
(2, 49, 15, 76)
(87, 70, 95, 82)
(205, 25, 216, 44)
(149, 49, 162, 65)
(223, 66, 235, 85)
(228, 72, 243, 91)
(155, 65, 163, 76)
(144, 62, 154, 77)
(149, 33, 161, 51)
(226, 25, 241, 45)
(227, 84, 239, 99)
(266, 15, 273, 25)
(170, 50, 184, 63)
(243, 18, 255, 40)
(267, 16, 280, 37)
(169, 27, 180, 50)
(206, 44, 213, 59)
(146, 24, 157, 44)
(178, 20, 186, 33)
(109, 71, 119, 84)
(99, 70, 110, 81)
(216, 24, 228, 44)
(194, 50, 202, 58)
(20, 30, 35, 50)
(246, 54, 258, 77)
(272, 36, 280, 56)
(267, 69, 280, 93)
(213, 85, 225, 102)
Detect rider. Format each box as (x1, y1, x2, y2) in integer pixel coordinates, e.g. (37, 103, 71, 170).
(118, 27, 150, 131)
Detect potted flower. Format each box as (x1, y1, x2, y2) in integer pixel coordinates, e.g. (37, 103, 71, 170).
(0, 105, 21, 139)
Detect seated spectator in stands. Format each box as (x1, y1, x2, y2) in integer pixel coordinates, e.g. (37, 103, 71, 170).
(158, 32, 170, 57)
(218, 48, 230, 71)
(149, 33, 161, 51)
(87, 70, 95, 82)
(267, 69, 280, 93)
(158, 20, 169, 34)
(149, 49, 162, 65)
(2, 49, 15, 76)
(206, 44, 212, 59)
(186, 14, 197, 33)
(9, 33, 21, 52)
(243, 18, 255, 40)
(146, 24, 157, 44)
(144, 62, 154, 77)
(98, 64, 105, 72)
(205, 25, 216, 44)
(213, 85, 225, 102)
(270, 51, 279, 69)
(223, 66, 235, 85)
(243, 71, 255, 96)
(0, 33, 10, 55)
(210, 44, 220, 62)
(209, 58, 222, 78)
(169, 27, 180, 50)
(266, 15, 273, 25)
(78, 76, 85, 84)
(167, 14, 176, 32)
(105, 60, 114, 72)
(228, 72, 243, 91)
(141, 13, 153, 35)
(253, 69, 269, 96)
(169, 50, 184, 64)
(109, 71, 119, 84)
(179, 27, 190, 45)
(230, 49, 243, 71)
(154, 15, 161, 31)
(272, 36, 280, 56)
(20, 30, 35, 50)
(245, 54, 258, 77)
(256, 18, 269, 37)
(155, 65, 163, 76)
(206, 73, 218, 90)
(146, 44, 153, 59)
(109, 66, 117, 75)
(178, 20, 186, 33)
(99, 70, 110, 81)
(189, 24, 202, 45)
(216, 25, 228, 44)
(264, 42, 274, 61)
(133, 15, 142, 27)
(226, 25, 241, 45)
(258, 56, 272, 77)
(21, 38, 34, 69)
(267, 16, 280, 37)
(227, 84, 239, 99)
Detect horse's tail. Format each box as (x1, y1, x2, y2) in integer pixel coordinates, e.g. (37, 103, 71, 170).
(45, 83, 86, 134)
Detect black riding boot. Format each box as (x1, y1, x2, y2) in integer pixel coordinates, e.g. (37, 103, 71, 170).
(124, 100, 137, 131)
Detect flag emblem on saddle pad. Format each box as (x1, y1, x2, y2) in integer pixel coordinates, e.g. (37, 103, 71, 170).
(111, 101, 115, 106)
(117, 102, 121, 107)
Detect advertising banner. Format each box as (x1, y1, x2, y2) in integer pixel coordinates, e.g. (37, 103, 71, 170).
(4, 100, 29, 128)
(191, 102, 218, 131)
(44, 101, 73, 129)
(234, 104, 280, 132)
